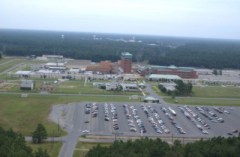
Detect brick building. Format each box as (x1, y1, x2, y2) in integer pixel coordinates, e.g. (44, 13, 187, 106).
(139, 65, 198, 79)
(120, 52, 132, 73)
(86, 61, 113, 74)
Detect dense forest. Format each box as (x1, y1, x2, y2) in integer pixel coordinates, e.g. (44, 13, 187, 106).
(86, 136, 240, 157)
(1, 29, 240, 69)
(0, 126, 49, 157)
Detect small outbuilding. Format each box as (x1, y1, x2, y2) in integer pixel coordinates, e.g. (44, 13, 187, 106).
(20, 80, 34, 90)
(143, 96, 160, 103)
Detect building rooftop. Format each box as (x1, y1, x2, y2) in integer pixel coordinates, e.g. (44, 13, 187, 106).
(147, 65, 195, 71)
(121, 52, 133, 59)
(148, 74, 182, 80)
(20, 80, 34, 88)
(15, 71, 33, 75)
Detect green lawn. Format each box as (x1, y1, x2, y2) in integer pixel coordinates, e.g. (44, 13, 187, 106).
(164, 97, 240, 106)
(28, 142, 62, 157)
(55, 80, 142, 96)
(0, 93, 138, 136)
(0, 58, 25, 73)
(192, 86, 240, 98)
(0, 79, 50, 93)
(0, 57, 15, 64)
(73, 142, 110, 157)
(152, 85, 240, 106)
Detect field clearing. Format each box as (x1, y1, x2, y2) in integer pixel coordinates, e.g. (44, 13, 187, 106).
(0, 58, 25, 73)
(0, 57, 15, 64)
(192, 86, 240, 98)
(164, 97, 240, 106)
(55, 80, 142, 96)
(0, 93, 138, 135)
(28, 142, 62, 157)
(73, 142, 110, 157)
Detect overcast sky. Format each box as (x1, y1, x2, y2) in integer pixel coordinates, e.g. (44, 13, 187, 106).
(1, 0, 240, 39)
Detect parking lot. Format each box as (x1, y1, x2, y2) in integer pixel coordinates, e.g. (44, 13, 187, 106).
(64, 102, 240, 138)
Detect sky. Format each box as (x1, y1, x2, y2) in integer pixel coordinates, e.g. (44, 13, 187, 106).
(1, 0, 240, 39)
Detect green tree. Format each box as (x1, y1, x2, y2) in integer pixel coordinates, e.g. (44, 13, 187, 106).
(0, 127, 33, 157)
(32, 123, 48, 144)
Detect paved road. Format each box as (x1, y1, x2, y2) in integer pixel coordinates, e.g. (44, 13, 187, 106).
(0, 91, 131, 97)
(58, 104, 85, 157)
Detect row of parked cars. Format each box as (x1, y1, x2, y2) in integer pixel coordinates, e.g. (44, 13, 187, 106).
(195, 106, 224, 123)
(123, 104, 137, 132)
(110, 104, 119, 130)
(179, 106, 209, 135)
(160, 106, 186, 134)
(141, 105, 170, 134)
(123, 104, 147, 133)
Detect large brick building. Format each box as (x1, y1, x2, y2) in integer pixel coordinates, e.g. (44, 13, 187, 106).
(86, 61, 113, 74)
(120, 52, 132, 73)
(138, 65, 198, 79)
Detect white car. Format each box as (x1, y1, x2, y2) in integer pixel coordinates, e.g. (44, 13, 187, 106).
(202, 130, 208, 135)
(82, 130, 89, 134)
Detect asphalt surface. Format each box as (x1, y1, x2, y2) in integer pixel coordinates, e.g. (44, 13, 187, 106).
(56, 84, 240, 157)
(57, 102, 240, 157)
(69, 102, 240, 138)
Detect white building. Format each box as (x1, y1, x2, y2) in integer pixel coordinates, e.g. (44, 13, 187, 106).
(147, 74, 182, 82)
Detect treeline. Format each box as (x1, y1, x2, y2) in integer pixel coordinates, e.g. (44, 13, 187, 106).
(149, 41, 240, 69)
(86, 137, 240, 157)
(1, 29, 240, 68)
(0, 126, 49, 157)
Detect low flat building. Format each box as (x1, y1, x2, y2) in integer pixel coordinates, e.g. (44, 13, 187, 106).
(15, 71, 34, 78)
(139, 65, 198, 79)
(120, 83, 139, 92)
(143, 96, 159, 103)
(44, 62, 65, 69)
(147, 74, 182, 82)
(159, 82, 177, 92)
(20, 80, 34, 90)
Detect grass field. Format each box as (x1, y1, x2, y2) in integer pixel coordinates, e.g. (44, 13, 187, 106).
(28, 142, 62, 157)
(73, 142, 110, 157)
(0, 58, 25, 73)
(152, 85, 240, 106)
(55, 80, 142, 96)
(0, 93, 139, 136)
(164, 97, 240, 106)
(192, 86, 240, 98)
